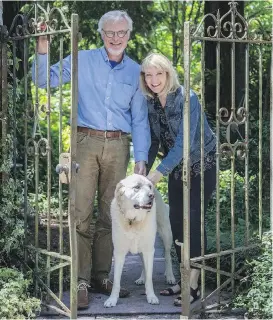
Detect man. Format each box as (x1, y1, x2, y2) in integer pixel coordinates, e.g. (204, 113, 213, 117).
(32, 10, 150, 309)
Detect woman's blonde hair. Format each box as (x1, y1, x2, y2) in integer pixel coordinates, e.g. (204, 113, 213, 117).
(140, 53, 180, 98)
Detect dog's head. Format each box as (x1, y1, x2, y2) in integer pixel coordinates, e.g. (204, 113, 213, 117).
(115, 174, 155, 222)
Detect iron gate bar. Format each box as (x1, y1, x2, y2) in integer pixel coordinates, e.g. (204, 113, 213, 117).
(215, 30, 221, 307)
(182, 20, 191, 319)
(245, 42, 250, 246)
(27, 245, 72, 261)
(258, 44, 263, 239)
(58, 35, 64, 302)
(12, 40, 17, 174)
(200, 35, 205, 310)
(47, 261, 71, 274)
(271, 6, 273, 233)
(46, 28, 52, 305)
(231, 35, 235, 295)
(199, 264, 247, 306)
(22, 260, 71, 317)
(190, 262, 244, 280)
(192, 37, 271, 44)
(69, 13, 79, 319)
(9, 29, 71, 41)
(41, 303, 70, 318)
(190, 243, 259, 262)
(205, 278, 233, 300)
(37, 277, 71, 316)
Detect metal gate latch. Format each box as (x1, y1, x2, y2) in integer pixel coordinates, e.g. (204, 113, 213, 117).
(56, 153, 79, 184)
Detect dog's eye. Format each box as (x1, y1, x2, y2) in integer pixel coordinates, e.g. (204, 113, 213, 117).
(134, 185, 140, 191)
(149, 184, 152, 189)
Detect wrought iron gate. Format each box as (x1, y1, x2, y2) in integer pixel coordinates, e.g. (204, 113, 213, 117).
(1, 1, 271, 319)
(1, 4, 78, 318)
(181, 1, 272, 318)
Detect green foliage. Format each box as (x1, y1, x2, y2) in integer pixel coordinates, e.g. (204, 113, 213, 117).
(0, 48, 41, 320)
(0, 134, 25, 265)
(0, 174, 25, 263)
(0, 268, 40, 319)
(206, 169, 270, 253)
(233, 232, 272, 319)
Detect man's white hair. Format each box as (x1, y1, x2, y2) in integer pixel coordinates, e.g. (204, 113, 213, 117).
(97, 10, 133, 34)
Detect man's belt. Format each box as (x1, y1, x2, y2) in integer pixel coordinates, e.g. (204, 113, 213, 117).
(77, 126, 127, 139)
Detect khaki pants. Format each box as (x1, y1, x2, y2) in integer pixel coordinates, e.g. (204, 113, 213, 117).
(75, 132, 130, 283)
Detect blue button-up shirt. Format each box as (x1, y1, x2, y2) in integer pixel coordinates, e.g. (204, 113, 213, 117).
(32, 47, 151, 162)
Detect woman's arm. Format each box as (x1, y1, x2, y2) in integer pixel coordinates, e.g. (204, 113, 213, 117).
(156, 91, 200, 176)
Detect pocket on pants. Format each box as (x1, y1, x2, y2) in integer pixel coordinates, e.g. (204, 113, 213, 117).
(121, 135, 130, 147)
(77, 132, 87, 144)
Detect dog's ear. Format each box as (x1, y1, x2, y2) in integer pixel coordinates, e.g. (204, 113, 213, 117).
(115, 182, 125, 202)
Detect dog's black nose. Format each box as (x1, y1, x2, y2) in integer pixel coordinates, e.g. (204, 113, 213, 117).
(149, 193, 154, 200)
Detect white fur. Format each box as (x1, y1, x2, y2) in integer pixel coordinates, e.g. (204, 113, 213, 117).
(104, 174, 175, 308)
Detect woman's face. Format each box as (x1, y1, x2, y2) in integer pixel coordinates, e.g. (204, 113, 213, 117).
(144, 66, 167, 95)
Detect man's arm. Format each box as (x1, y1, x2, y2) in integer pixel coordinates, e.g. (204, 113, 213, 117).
(131, 89, 151, 169)
(32, 36, 71, 88)
(156, 91, 200, 176)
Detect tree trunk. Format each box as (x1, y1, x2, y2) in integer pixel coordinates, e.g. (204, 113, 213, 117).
(3, 1, 27, 28)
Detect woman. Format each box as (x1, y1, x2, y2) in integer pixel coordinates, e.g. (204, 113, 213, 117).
(140, 53, 216, 306)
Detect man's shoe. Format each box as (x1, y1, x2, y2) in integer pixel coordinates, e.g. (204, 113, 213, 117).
(77, 282, 90, 309)
(95, 278, 130, 298)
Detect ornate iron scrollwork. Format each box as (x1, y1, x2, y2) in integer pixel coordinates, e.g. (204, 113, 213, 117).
(192, 1, 269, 41)
(26, 137, 49, 157)
(8, 3, 71, 38)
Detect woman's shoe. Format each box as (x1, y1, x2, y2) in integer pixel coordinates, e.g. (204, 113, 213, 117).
(160, 280, 181, 296)
(173, 286, 200, 306)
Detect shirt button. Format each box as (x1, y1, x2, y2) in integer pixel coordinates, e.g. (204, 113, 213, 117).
(109, 82, 111, 85)
(106, 97, 109, 99)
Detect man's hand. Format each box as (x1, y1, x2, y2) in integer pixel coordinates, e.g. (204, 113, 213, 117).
(37, 36, 48, 54)
(36, 22, 49, 54)
(147, 170, 163, 185)
(134, 160, 146, 176)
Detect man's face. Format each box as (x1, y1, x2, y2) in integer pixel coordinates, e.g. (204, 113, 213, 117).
(102, 18, 130, 58)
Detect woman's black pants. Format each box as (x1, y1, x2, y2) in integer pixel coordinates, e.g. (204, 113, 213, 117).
(168, 164, 216, 263)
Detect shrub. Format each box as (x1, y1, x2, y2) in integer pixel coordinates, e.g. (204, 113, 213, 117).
(0, 268, 40, 319)
(0, 134, 25, 266)
(233, 232, 272, 319)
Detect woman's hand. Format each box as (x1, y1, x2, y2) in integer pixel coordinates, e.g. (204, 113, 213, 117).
(147, 170, 163, 185)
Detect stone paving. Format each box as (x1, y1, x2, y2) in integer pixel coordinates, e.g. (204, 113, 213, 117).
(40, 235, 237, 319)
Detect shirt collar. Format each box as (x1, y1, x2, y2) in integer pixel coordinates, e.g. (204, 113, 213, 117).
(100, 46, 128, 64)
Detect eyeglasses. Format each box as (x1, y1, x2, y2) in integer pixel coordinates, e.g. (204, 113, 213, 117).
(102, 29, 129, 38)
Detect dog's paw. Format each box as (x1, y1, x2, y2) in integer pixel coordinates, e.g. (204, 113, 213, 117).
(165, 275, 176, 285)
(135, 277, 145, 285)
(104, 296, 118, 308)
(147, 294, 159, 305)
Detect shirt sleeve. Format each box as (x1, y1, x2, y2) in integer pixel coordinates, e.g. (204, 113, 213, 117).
(31, 53, 72, 88)
(131, 90, 151, 163)
(156, 91, 200, 175)
(147, 126, 159, 174)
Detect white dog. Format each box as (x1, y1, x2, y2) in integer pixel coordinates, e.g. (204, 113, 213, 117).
(104, 174, 175, 308)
